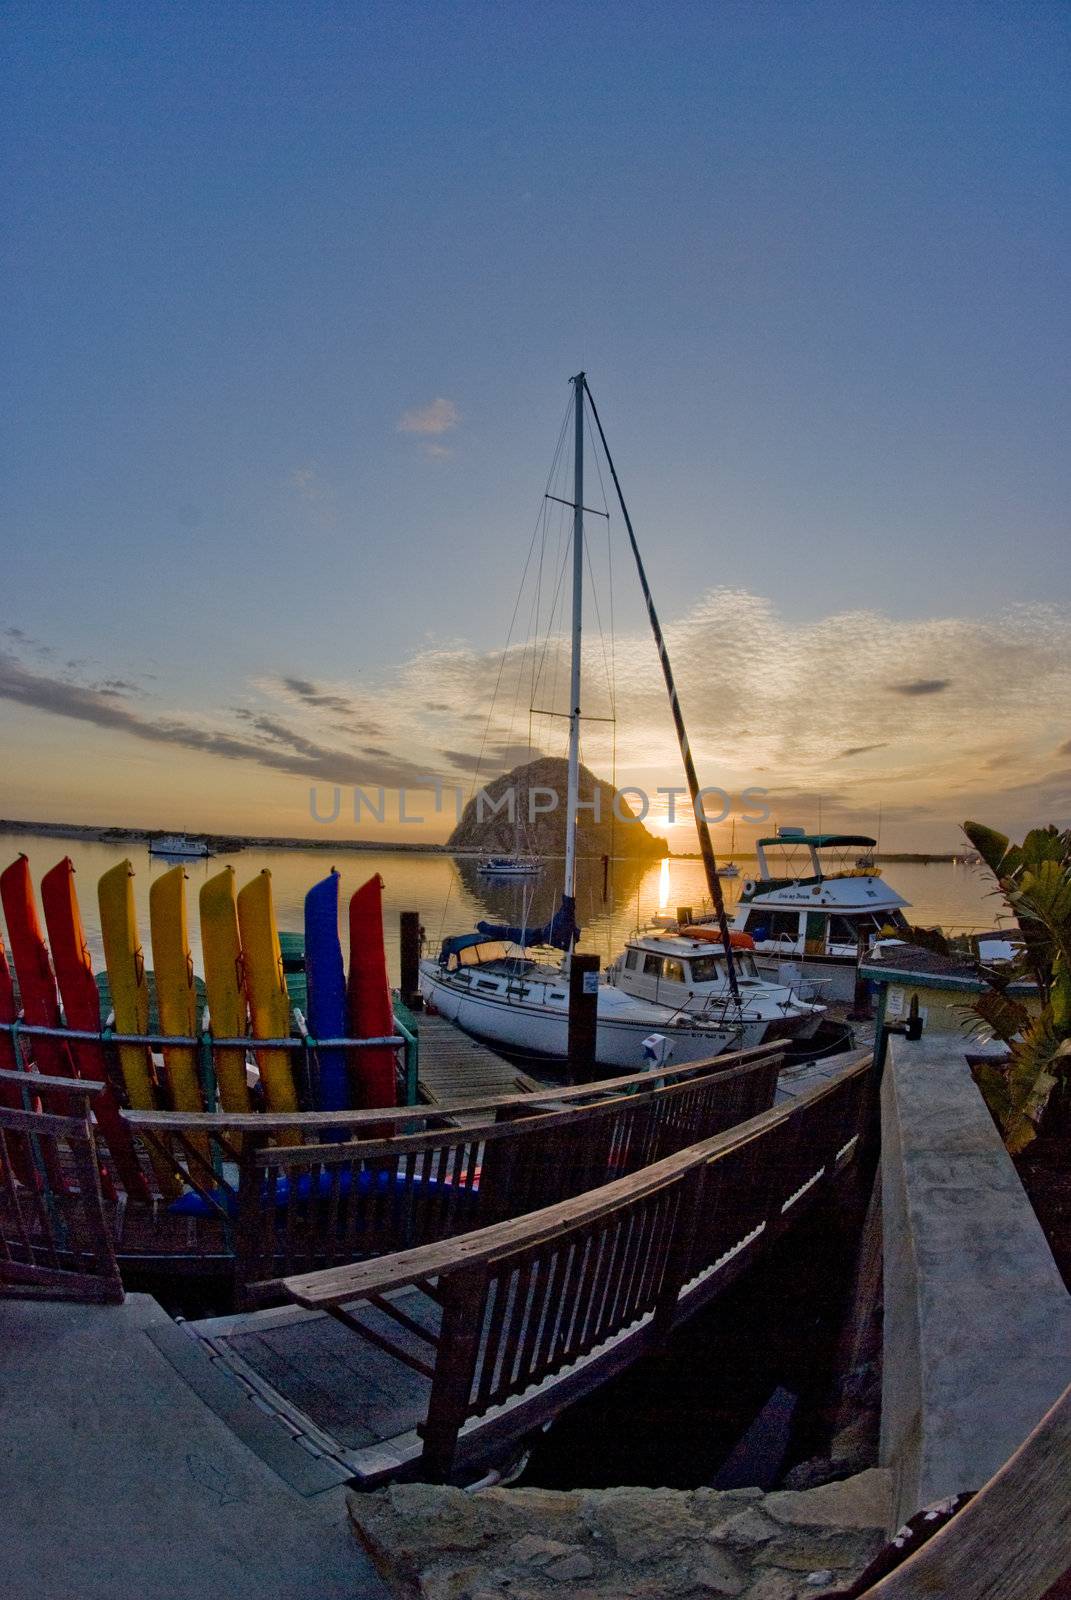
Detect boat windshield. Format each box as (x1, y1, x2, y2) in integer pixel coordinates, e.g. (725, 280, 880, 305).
(691, 953, 758, 982)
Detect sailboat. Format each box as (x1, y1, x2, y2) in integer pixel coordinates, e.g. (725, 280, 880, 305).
(419, 375, 824, 1070)
(718, 820, 740, 878)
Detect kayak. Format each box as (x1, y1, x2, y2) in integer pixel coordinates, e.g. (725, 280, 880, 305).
(0, 928, 34, 1183)
(346, 875, 397, 1110)
(304, 870, 350, 1115)
(41, 856, 148, 1199)
(236, 870, 299, 1132)
(97, 859, 179, 1197)
(0, 855, 69, 1081)
(148, 865, 205, 1118)
(199, 866, 251, 1114)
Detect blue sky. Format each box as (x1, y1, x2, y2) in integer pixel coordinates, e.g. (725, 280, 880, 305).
(2, 1, 1069, 847)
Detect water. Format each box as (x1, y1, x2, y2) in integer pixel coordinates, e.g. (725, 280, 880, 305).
(0, 832, 1001, 984)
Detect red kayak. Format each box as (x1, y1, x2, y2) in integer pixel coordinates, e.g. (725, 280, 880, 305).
(0, 856, 72, 1082)
(42, 857, 148, 1200)
(347, 875, 397, 1110)
(0, 854, 78, 1193)
(0, 930, 35, 1182)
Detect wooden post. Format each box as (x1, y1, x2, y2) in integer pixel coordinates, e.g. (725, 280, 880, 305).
(399, 912, 423, 1008)
(568, 953, 600, 1084)
(848, 927, 874, 1021)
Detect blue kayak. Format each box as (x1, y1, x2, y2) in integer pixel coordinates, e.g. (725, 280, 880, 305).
(304, 870, 350, 1114)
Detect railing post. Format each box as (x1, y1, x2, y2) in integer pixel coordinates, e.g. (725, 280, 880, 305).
(651, 1163, 708, 1342)
(419, 1262, 488, 1482)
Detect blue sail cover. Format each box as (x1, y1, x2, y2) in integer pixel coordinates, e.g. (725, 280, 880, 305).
(468, 894, 579, 954)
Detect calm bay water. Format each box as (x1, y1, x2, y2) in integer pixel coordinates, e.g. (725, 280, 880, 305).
(1, 832, 1003, 984)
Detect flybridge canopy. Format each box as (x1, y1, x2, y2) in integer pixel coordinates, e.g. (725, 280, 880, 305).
(756, 834, 876, 850)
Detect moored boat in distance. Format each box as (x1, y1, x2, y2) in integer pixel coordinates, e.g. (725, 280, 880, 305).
(149, 833, 211, 859)
(476, 855, 542, 877)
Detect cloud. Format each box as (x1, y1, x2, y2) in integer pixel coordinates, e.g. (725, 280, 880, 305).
(0, 649, 429, 790)
(889, 678, 951, 696)
(396, 397, 461, 436)
(3, 588, 1070, 844)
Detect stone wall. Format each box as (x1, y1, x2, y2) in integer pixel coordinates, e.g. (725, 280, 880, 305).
(348, 1470, 893, 1600)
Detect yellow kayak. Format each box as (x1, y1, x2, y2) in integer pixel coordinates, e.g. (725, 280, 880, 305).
(199, 867, 251, 1115)
(236, 869, 299, 1134)
(97, 860, 179, 1197)
(148, 866, 206, 1130)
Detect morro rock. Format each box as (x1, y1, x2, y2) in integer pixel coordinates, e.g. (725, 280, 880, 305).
(448, 756, 667, 860)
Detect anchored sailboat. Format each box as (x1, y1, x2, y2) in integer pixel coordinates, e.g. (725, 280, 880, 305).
(419, 375, 823, 1069)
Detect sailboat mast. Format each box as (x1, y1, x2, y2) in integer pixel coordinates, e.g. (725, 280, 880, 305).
(583, 382, 740, 1004)
(562, 372, 585, 913)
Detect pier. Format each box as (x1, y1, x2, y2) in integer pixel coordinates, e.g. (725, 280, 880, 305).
(411, 1011, 544, 1109)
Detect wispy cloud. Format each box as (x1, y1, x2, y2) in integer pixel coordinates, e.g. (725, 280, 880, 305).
(396, 397, 461, 436)
(834, 743, 888, 759)
(889, 678, 951, 696)
(3, 589, 1070, 843)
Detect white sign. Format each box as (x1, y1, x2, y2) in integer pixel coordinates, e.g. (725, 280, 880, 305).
(582, 971, 599, 995)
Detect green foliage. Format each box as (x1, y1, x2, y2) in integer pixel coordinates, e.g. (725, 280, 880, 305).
(963, 820, 1071, 1153)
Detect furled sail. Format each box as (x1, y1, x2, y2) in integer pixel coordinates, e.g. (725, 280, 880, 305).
(469, 894, 579, 955)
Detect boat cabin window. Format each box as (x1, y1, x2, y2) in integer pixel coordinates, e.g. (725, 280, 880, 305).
(690, 956, 723, 983)
(691, 954, 759, 983)
(662, 958, 686, 983)
(744, 910, 801, 943)
(623, 949, 640, 970)
(643, 953, 664, 977)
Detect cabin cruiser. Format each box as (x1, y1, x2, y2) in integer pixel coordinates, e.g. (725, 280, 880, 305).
(606, 929, 824, 1041)
(420, 930, 820, 1070)
(727, 829, 910, 1002)
(149, 834, 211, 858)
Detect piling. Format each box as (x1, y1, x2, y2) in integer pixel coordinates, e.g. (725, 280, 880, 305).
(568, 952, 600, 1083)
(399, 912, 423, 1009)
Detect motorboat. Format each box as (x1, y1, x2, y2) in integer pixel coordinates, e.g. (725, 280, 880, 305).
(728, 829, 910, 1002)
(149, 834, 211, 859)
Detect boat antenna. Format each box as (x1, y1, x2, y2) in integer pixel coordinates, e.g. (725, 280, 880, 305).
(582, 378, 740, 1003)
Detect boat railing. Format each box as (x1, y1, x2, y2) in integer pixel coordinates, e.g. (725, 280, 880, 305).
(282, 1053, 871, 1483)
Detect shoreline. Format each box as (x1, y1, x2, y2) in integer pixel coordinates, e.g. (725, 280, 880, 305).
(1, 819, 963, 864)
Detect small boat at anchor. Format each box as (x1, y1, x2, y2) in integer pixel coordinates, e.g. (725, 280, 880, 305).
(149, 834, 211, 859)
(477, 855, 543, 878)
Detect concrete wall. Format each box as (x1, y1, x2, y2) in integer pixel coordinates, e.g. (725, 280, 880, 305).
(879, 1033, 1071, 1526)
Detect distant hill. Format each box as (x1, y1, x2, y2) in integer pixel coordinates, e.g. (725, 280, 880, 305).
(448, 756, 667, 859)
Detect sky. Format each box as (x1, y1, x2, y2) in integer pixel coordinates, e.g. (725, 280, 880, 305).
(2, 1, 1069, 853)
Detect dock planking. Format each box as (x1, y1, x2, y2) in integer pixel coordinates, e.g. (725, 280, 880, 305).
(415, 1011, 545, 1109)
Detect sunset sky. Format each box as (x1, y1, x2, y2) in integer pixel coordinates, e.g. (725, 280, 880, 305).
(3, 2, 1068, 853)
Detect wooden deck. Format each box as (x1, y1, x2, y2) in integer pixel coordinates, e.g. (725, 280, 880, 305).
(175, 1056, 871, 1486)
(414, 1013, 544, 1108)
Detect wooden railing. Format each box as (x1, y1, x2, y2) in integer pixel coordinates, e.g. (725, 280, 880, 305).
(284, 1053, 870, 1483)
(0, 1069, 123, 1304)
(228, 1048, 786, 1303)
(856, 1381, 1071, 1599)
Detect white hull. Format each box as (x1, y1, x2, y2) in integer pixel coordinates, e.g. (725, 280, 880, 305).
(419, 964, 756, 1069)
